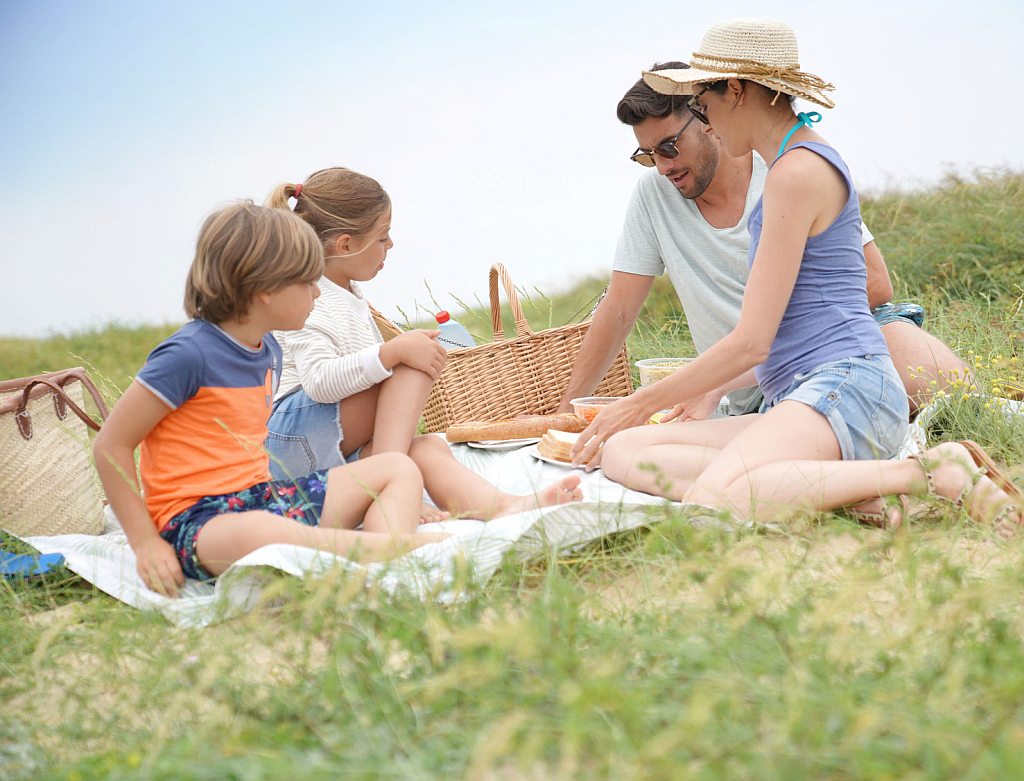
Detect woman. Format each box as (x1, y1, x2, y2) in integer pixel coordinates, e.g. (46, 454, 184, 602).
(572, 18, 1022, 533)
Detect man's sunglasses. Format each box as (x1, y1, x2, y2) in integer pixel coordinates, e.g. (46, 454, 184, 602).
(687, 84, 712, 125)
(629, 113, 696, 167)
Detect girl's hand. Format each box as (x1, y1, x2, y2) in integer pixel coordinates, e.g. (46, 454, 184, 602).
(135, 536, 185, 597)
(570, 395, 652, 469)
(383, 330, 447, 380)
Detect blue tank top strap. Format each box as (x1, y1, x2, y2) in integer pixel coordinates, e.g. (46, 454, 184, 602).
(776, 111, 822, 158)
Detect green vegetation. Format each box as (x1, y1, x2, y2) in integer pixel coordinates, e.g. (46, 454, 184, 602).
(3, 172, 1024, 780)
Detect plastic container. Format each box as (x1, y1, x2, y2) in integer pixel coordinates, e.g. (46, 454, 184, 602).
(569, 396, 622, 424)
(435, 311, 476, 350)
(635, 357, 694, 387)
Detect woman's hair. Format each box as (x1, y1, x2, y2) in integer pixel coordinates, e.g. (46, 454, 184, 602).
(184, 200, 324, 323)
(703, 79, 795, 105)
(616, 62, 692, 126)
(267, 167, 391, 244)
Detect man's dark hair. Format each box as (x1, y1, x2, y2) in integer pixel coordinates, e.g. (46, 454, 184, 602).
(616, 61, 692, 126)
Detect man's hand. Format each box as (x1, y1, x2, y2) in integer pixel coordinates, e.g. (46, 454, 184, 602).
(381, 330, 447, 380)
(135, 536, 185, 597)
(659, 391, 723, 423)
(570, 395, 652, 470)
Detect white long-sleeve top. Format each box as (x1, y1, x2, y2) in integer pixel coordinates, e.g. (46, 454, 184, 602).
(274, 277, 392, 403)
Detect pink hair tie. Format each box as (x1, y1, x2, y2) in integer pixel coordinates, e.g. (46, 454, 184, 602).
(293, 183, 303, 199)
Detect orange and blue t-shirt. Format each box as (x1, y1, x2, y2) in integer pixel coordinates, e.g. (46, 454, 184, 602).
(135, 320, 282, 530)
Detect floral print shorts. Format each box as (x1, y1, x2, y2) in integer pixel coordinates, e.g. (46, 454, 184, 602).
(159, 470, 330, 581)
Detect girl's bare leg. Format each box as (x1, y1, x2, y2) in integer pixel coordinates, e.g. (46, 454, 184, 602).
(320, 452, 425, 536)
(361, 365, 434, 455)
(335, 367, 437, 458)
(408, 435, 583, 519)
(336, 370, 445, 520)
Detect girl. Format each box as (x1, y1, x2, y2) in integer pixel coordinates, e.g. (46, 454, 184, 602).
(572, 19, 1022, 533)
(93, 202, 444, 597)
(266, 167, 582, 519)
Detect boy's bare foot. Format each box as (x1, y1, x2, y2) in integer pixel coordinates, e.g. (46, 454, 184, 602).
(419, 502, 450, 524)
(492, 475, 584, 518)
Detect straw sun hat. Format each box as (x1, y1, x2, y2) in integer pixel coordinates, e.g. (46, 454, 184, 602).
(643, 18, 836, 109)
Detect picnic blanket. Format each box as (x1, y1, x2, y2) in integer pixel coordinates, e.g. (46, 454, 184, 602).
(13, 409, 958, 629)
(18, 442, 685, 627)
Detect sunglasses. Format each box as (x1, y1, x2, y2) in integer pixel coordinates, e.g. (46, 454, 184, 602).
(687, 84, 712, 125)
(629, 114, 697, 167)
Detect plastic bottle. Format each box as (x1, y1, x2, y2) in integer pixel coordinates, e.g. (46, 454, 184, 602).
(435, 311, 476, 350)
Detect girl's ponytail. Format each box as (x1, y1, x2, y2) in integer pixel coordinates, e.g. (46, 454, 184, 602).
(265, 167, 390, 246)
(267, 182, 301, 211)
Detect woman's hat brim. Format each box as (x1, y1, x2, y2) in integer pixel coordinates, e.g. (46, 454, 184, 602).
(642, 67, 835, 109)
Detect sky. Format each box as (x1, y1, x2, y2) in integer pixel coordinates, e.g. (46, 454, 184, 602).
(1, 0, 1021, 337)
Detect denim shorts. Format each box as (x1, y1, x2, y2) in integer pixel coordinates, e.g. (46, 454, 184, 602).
(267, 388, 360, 480)
(762, 354, 909, 461)
(872, 301, 925, 328)
(158, 470, 330, 581)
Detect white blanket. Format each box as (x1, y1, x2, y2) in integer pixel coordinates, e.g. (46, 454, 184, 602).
(19, 409, 951, 629)
(21, 444, 681, 627)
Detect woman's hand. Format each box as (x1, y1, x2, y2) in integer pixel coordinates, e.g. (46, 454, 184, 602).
(570, 395, 653, 469)
(660, 391, 723, 423)
(135, 536, 185, 597)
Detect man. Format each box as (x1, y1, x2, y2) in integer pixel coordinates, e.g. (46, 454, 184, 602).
(558, 62, 968, 419)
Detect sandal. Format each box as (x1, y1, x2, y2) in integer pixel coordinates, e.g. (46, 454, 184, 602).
(959, 440, 1024, 502)
(959, 440, 1024, 538)
(846, 495, 909, 529)
(913, 441, 1024, 537)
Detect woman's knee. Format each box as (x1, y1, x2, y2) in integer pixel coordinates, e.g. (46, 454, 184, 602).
(601, 429, 639, 484)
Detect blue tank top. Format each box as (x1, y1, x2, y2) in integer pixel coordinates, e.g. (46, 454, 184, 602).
(748, 141, 888, 404)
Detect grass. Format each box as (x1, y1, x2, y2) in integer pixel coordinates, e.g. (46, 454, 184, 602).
(3, 171, 1024, 780)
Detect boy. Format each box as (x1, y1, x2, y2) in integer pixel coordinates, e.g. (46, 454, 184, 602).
(94, 201, 442, 597)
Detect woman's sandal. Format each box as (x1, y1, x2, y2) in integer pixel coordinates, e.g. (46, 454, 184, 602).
(846, 495, 909, 529)
(913, 441, 1024, 537)
(959, 440, 1024, 538)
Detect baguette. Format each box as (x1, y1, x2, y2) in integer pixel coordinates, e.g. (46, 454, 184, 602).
(446, 413, 587, 443)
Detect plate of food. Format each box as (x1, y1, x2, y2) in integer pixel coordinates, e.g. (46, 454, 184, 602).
(465, 437, 541, 451)
(526, 430, 593, 470)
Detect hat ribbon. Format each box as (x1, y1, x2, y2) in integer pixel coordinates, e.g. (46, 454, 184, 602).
(690, 52, 835, 95)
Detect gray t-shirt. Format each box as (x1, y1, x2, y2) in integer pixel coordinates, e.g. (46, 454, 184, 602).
(613, 153, 874, 414)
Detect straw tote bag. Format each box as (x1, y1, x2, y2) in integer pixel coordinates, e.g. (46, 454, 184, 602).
(372, 263, 633, 433)
(0, 368, 109, 536)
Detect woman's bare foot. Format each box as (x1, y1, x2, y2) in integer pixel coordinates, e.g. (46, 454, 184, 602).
(491, 475, 584, 518)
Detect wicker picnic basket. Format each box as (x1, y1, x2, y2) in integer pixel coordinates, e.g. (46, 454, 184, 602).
(375, 263, 633, 433)
(0, 368, 108, 536)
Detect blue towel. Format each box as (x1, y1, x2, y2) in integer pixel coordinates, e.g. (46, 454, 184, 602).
(0, 550, 66, 577)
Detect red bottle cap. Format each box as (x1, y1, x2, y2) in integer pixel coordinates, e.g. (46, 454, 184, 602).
(435, 311, 451, 324)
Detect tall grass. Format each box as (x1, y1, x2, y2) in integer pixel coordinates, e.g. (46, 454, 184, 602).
(3, 172, 1024, 780)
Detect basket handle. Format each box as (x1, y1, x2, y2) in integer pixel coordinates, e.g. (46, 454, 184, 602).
(15, 374, 107, 441)
(488, 263, 533, 341)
